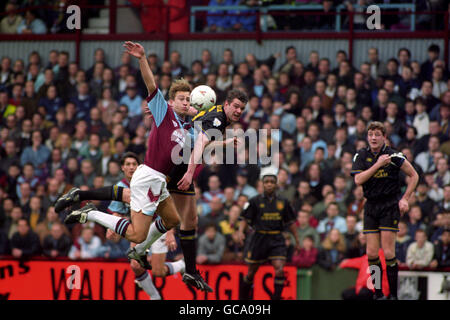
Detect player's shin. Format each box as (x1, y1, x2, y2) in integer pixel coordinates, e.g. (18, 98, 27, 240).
(386, 257, 398, 299)
(79, 186, 124, 201)
(134, 216, 168, 255)
(135, 271, 161, 300)
(88, 210, 130, 236)
(179, 229, 197, 274)
(272, 275, 285, 300)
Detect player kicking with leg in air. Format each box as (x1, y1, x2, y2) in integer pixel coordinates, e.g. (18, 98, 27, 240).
(64, 41, 189, 270)
(105, 152, 185, 299)
(60, 41, 211, 292)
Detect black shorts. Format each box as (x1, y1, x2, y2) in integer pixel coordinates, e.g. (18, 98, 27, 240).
(363, 196, 400, 234)
(166, 164, 195, 196)
(244, 231, 287, 264)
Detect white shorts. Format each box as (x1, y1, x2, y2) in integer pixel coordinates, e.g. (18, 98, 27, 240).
(148, 233, 168, 255)
(130, 164, 170, 216)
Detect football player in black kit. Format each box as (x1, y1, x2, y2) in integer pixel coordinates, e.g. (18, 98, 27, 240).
(351, 121, 418, 299)
(237, 167, 300, 300)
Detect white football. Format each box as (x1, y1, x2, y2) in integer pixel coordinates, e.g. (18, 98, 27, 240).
(190, 85, 216, 111)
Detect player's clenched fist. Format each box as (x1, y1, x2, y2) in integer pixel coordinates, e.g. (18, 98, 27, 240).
(376, 154, 391, 167)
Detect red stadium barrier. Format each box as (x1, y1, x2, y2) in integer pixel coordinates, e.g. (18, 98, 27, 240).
(0, 259, 297, 300)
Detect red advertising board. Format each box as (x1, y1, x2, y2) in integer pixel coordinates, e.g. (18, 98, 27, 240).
(0, 259, 297, 300)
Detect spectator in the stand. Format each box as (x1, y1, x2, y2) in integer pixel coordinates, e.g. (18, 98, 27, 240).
(344, 215, 358, 247)
(433, 158, 450, 189)
(294, 210, 320, 248)
(278, 46, 298, 75)
(420, 80, 441, 112)
(169, 50, 188, 78)
(68, 227, 104, 260)
(119, 84, 143, 118)
(73, 159, 96, 188)
(15, 163, 39, 199)
(317, 202, 347, 237)
(10, 218, 41, 259)
(406, 205, 427, 239)
(202, 174, 225, 205)
(190, 60, 206, 86)
(413, 98, 430, 139)
(420, 44, 440, 82)
(79, 133, 103, 174)
(406, 229, 434, 269)
(20, 130, 50, 177)
(277, 168, 296, 203)
(26, 196, 45, 231)
(4, 206, 22, 239)
(346, 231, 366, 258)
(17, 9, 47, 34)
(317, 228, 347, 271)
(102, 234, 130, 259)
(71, 82, 96, 122)
(292, 235, 318, 268)
(0, 90, 17, 120)
(0, 2, 23, 34)
(196, 223, 226, 264)
(42, 222, 72, 258)
(431, 66, 447, 99)
(415, 135, 441, 173)
(216, 63, 232, 92)
(38, 85, 63, 122)
(347, 185, 365, 217)
(233, 169, 258, 201)
(437, 185, 450, 212)
(427, 212, 450, 244)
(219, 204, 243, 262)
(198, 196, 226, 234)
(299, 136, 314, 171)
(396, 221, 413, 266)
(104, 160, 124, 186)
(430, 229, 450, 269)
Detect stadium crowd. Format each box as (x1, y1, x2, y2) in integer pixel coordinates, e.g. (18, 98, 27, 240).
(1, 1, 449, 35)
(0, 38, 450, 271)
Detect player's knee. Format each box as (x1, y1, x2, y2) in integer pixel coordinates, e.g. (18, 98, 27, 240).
(130, 260, 144, 274)
(152, 265, 166, 277)
(164, 214, 180, 230)
(133, 233, 147, 244)
(382, 247, 395, 260)
(367, 248, 379, 260)
(188, 214, 197, 228)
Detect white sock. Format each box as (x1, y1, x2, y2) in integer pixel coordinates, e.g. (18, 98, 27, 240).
(165, 259, 185, 275)
(134, 219, 166, 255)
(87, 210, 130, 237)
(136, 272, 161, 300)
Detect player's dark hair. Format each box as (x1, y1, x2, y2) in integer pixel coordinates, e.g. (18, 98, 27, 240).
(226, 89, 248, 105)
(120, 152, 140, 166)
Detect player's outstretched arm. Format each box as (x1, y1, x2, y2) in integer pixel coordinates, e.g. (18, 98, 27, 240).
(177, 130, 210, 190)
(123, 41, 156, 95)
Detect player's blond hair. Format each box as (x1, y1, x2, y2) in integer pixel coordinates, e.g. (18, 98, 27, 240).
(168, 78, 191, 100)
